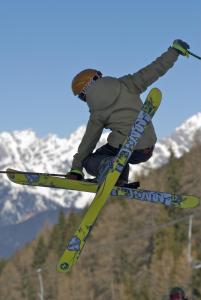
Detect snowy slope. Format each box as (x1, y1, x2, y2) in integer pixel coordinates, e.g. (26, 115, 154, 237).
(0, 113, 201, 227)
(133, 113, 201, 175)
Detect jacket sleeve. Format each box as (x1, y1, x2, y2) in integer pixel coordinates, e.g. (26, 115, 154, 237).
(119, 47, 179, 94)
(71, 114, 104, 170)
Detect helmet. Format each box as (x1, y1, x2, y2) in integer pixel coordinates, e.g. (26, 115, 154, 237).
(71, 69, 102, 97)
(170, 287, 186, 300)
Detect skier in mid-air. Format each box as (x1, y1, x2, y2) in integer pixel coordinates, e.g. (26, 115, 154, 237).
(66, 39, 190, 186)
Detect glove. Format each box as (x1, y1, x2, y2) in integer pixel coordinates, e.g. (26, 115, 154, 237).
(66, 168, 84, 180)
(172, 39, 190, 57)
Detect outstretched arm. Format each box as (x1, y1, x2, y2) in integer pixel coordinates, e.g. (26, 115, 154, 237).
(120, 46, 179, 94)
(119, 39, 190, 94)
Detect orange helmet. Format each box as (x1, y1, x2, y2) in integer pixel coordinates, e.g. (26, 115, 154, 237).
(71, 69, 102, 97)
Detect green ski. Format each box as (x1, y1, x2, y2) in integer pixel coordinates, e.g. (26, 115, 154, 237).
(6, 168, 200, 209)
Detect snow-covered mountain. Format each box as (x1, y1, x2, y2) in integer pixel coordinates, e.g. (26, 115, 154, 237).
(0, 113, 201, 228)
(133, 113, 201, 175)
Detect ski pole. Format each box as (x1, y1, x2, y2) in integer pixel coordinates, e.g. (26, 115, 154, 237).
(187, 50, 201, 60)
(0, 170, 67, 177)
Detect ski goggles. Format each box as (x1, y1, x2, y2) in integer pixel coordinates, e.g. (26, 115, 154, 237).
(78, 71, 102, 102)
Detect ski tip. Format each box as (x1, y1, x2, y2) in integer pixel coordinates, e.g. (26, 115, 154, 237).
(176, 196, 200, 209)
(148, 87, 162, 107)
(150, 87, 162, 95)
(6, 168, 17, 180)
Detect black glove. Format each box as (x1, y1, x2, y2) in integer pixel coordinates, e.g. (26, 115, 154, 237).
(172, 39, 190, 56)
(66, 168, 84, 180)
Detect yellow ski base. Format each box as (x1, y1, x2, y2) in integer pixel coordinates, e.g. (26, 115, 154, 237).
(7, 168, 200, 210)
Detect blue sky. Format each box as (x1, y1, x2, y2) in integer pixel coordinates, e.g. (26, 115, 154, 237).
(0, 0, 200, 140)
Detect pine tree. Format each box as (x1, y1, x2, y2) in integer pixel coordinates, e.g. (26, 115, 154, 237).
(48, 210, 68, 256)
(32, 236, 48, 268)
(166, 150, 182, 194)
(0, 259, 6, 275)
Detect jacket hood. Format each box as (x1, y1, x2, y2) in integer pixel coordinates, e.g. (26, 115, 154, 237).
(86, 76, 120, 112)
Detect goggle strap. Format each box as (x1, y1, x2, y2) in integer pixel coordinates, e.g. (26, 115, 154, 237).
(78, 71, 102, 101)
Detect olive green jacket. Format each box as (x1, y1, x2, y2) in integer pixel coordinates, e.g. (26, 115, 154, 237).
(72, 47, 179, 170)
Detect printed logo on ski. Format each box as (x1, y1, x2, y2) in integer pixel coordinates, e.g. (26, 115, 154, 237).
(67, 236, 81, 251)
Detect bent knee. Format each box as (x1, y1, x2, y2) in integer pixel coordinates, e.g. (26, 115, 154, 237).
(129, 146, 154, 164)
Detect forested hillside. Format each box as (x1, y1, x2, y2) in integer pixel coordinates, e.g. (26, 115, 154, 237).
(0, 142, 201, 300)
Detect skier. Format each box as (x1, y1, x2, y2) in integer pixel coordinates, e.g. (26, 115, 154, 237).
(66, 39, 190, 186)
(169, 287, 188, 300)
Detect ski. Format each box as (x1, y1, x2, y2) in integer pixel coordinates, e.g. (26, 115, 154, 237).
(6, 168, 199, 209)
(54, 87, 162, 272)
